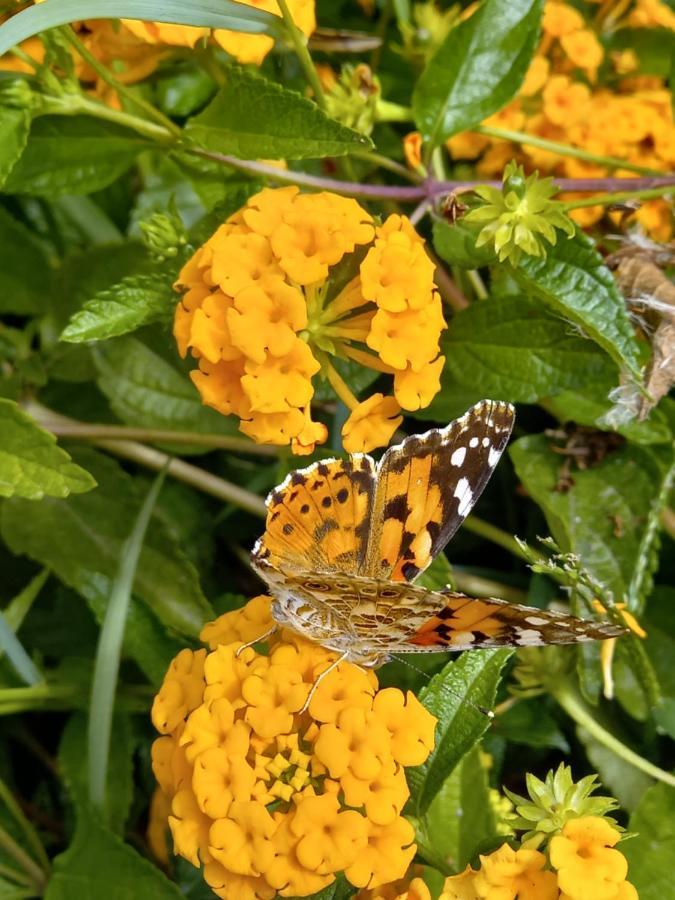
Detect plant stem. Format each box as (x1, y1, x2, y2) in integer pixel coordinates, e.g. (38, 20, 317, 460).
(562, 186, 675, 210)
(43, 92, 174, 143)
(61, 26, 181, 137)
(277, 0, 326, 110)
(375, 99, 412, 122)
(553, 679, 675, 788)
(0, 822, 47, 893)
(0, 863, 32, 888)
(462, 516, 530, 560)
(88, 469, 166, 813)
(0, 612, 42, 686)
(428, 250, 470, 311)
(474, 125, 663, 176)
(352, 148, 422, 182)
(0, 779, 50, 873)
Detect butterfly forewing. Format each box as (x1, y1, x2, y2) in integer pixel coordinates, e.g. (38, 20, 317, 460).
(364, 399, 515, 582)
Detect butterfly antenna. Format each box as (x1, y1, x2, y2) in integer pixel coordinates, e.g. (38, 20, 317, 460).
(390, 655, 495, 720)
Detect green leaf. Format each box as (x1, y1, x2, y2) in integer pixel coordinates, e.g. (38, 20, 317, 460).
(509, 434, 672, 604)
(433, 294, 615, 407)
(413, 0, 543, 146)
(59, 712, 134, 834)
(623, 783, 675, 899)
(414, 747, 498, 874)
(3, 116, 151, 197)
(0, 206, 54, 315)
(0, 449, 209, 683)
(408, 649, 512, 816)
(576, 725, 654, 812)
(432, 218, 497, 270)
(0, 105, 30, 188)
(606, 28, 675, 77)
(544, 389, 672, 446)
(93, 335, 239, 439)
(0, 0, 283, 57)
(61, 269, 176, 343)
(0, 399, 96, 500)
(44, 805, 183, 900)
(185, 66, 372, 160)
(495, 699, 570, 752)
(512, 232, 643, 382)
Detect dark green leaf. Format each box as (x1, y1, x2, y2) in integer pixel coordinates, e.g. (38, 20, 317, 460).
(408, 649, 512, 815)
(93, 335, 238, 441)
(606, 28, 675, 77)
(622, 783, 675, 898)
(434, 294, 615, 406)
(44, 805, 183, 900)
(414, 747, 498, 874)
(185, 66, 372, 160)
(413, 0, 543, 145)
(576, 726, 654, 812)
(3, 116, 151, 197)
(509, 434, 672, 604)
(59, 713, 134, 834)
(61, 269, 176, 343)
(433, 218, 497, 269)
(512, 232, 643, 381)
(0, 399, 96, 499)
(0, 0, 283, 57)
(0, 206, 53, 315)
(0, 449, 209, 682)
(495, 699, 570, 751)
(544, 389, 672, 446)
(0, 105, 30, 188)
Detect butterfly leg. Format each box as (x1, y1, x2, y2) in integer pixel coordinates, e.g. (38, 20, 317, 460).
(300, 651, 350, 714)
(235, 625, 279, 657)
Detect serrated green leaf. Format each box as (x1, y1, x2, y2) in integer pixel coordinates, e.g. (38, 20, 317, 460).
(0, 0, 282, 57)
(3, 116, 151, 197)
(414, 747, 498, 873)
(0, 399, 96, 500)
(432, 294, 615, 408)
(185, 66, 372, 160)
(93, 336, 239, 442)
(61, 269, 176, 343)
(0, 206, 53, 315)
(59, 713, 134, 834)
(509, 434, 673, 605)
(408, 649, 512, 815)
(432, 218, 498, 269)
(512, 232, 643, 382)
(413, 0, 543, 146)
(0, 104, 30, 188)
(623, 783, 675, 900)
(44, 805, 183, 900)
(0, 449, 208, 683)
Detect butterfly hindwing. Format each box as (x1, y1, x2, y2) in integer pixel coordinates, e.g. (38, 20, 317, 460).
(252, 455, 376, 576)
(364, 399, 515, 583)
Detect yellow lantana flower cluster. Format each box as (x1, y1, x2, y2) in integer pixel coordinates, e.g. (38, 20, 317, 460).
(151, 596, 437, 899)
(440, 817, 637, 900)
(174, 186, 446, 454)
(444, 0, 675, 239)
(122, 0, 316, 65)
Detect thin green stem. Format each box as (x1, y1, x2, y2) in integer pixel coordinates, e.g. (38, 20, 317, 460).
(0, 611, 42, 686)
(352, 148, 422, 183)
(0, 822, 47, 893)
(562, 186, 675, 210)
(474, 125, 663, 176)
(463, 516, 530, 561)
(0, 779, 50, 873)
(42, 92, 174, 143)
(61, 26, 181, 136)
(0, 862, 33, 888)
(375, 99, 413, 122)
(277, 0, 326, 110)
(321, 357, 360, 411)
(88, 469, 166, 813)
(553, 679, 675, 788)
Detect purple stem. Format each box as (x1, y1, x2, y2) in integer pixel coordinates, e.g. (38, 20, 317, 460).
(190, 150, 675, 201)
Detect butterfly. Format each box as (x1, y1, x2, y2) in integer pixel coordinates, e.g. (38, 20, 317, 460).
(251, 399, 626, 667)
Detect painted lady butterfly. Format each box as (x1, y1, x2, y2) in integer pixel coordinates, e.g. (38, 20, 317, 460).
(252, 400, 626, 667)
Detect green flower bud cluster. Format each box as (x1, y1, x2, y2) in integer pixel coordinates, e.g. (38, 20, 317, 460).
(324, 63, 380, 136)
(465, 161, 575, 266)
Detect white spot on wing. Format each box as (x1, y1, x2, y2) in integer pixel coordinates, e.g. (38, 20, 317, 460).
(482, 437, 490, 447)
(515, 628, 542, 644)
(454, 477, 473, 517)
(450, 447, 466, 467)
(469, 437, 479, 448)
(488, 446, 501, 467)
(525, 616, 549, 626)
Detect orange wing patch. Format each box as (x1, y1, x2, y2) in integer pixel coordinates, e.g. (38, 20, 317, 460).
(252, 455, 376, 575)
(365, 400, 515, 583)
(407, 592, 627, 651)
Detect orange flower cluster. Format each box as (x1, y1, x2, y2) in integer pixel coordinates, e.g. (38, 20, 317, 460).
(440, 817, 637, 900)
(174, 187, 446, 454)
(151, 596, 437, 899)
(444, 0, 675, 239)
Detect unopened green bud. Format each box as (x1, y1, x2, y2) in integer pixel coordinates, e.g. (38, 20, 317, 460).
(465, 160, 576, 266)
(0, 76, 34, 110)
(398, 3, 460, 67)
(140, 209, 188, 261)
(324, 63, 380, 136)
